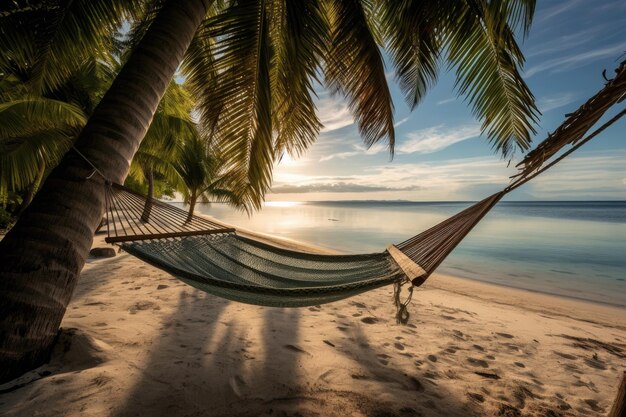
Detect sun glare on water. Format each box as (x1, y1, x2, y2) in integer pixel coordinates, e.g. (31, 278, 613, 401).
(264, 201, 301, 208)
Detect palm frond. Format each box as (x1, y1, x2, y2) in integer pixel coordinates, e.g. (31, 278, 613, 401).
(0, 0, 128, 93)
(324, 0, 395, 152)
(0, 129, 74, 196)
(0, 98, 86, 139)
(445, 0, 539, 156)
(379, 1, 442, 109)
(270, 0, 326, 158)
(205, 0, 274, 210)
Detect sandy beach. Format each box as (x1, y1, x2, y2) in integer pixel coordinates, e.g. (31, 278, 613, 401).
(1, 232, 625, 417)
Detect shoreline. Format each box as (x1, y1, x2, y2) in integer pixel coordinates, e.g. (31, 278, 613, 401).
(1, 232, 625, 416)
(194, 213, 626, 318)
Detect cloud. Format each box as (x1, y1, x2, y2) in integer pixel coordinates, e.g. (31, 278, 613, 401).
(526, 27, 606, 58)
(271, 182, 422, 194)
(537, 93, 579, 113)
(397, 124, 481, 154)
(317, 95, 354, 132)
(524, 152, 626, 199)
(536, 0, 582, 23)
(271, 155, 515, 200)
(436, 98, 456, 106)
(525, 41, 626, 78)
(394, 117, 410, 128)
(319, 143, 388, 162)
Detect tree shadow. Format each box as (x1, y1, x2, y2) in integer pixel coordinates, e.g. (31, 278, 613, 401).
(113, 290, 230, 417)
(112, 295, 304, 417)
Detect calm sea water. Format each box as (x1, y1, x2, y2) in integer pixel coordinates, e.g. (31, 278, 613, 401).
(190, 201, 626, 307)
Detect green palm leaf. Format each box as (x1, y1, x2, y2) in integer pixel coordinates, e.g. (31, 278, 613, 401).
(0, 0, 128, 93)
(445, 0, 539, 156)
(270, 0, 326, 157)
(204, 0, 274, 210)
(324, 0, 395, 151)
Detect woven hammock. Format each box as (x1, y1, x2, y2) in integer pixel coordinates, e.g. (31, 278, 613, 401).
(93, 60, 625, 320)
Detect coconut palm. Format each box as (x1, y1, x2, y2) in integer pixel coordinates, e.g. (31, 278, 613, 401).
(126, 80, 198, 221)
(174, 133, 241, 222)
(0, 56, 114, 212)
(0, 0, 538, 382)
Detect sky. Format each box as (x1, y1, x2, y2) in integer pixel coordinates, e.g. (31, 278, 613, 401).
(267, 0, 626, 202)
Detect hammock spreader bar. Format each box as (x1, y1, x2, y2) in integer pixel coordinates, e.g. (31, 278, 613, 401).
(84, 60, 625, 315)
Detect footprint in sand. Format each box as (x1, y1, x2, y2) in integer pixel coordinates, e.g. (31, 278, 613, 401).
(584, 399, 604, 412)
(466, 357, 489, 368)
(283, 344, 308, 354)
(445, 347, 457, 354)
(467, 392, 485, 403)
(584, 357, 607, 370)
(451, 330, 467, 341)
(554, 351, 577, 360)
(427, 355, 437, 362)
(361, 317, 378, 324)
(409, 377, 425, 391)
(496, 332, 515, 339)
(156, 284, 168, 290)
(472, 344, 485, 351)
(514, 362, 525, 368)
(352, 302, 367, 309)
(128, 301, 160, 314)
(394, 342, 405, 351)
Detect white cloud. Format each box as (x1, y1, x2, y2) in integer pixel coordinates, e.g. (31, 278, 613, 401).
(394, 117, 410, 128)
(525, 41, 626, 78)
(537, 0, 582, 23)
(523, 152, 626, 199)
(317, 95, 354, 132)
(437, 98, 456, 106)
(397, 124, 481, 154)
(319, 143, 387, 162)
(270, 155, 514, 200)
(538, 93, 579, 113)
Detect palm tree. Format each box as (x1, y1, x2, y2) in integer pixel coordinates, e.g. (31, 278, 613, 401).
(126, 80, 197, 221)
(0, 56, 114, 213)
(0, 0, 539, 382)
(174, 133, 241, 222)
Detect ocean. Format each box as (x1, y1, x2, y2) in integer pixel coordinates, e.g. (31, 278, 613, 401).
(191, 200, 626, 307)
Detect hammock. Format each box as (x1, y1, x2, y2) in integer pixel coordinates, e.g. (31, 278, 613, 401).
(92, 60, 625, 321)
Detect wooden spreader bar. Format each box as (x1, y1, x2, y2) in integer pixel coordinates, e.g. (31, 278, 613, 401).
(105, 228, 236, 244)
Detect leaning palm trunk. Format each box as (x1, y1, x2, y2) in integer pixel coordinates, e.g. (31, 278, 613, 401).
(0, 0, 211, 383)
(186, 192, 198, 223)
(140, 168, 155, 222)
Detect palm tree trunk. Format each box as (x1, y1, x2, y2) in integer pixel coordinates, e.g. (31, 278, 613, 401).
(0, 0, 211, 383)
(140, 168, 155, 222)
(186, 192, 198, 223)
(15, 159, 46, 217)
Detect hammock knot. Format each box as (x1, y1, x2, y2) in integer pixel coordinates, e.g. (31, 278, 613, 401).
(393, 281, 414, 325)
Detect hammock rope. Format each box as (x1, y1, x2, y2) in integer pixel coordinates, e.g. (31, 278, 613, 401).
(76, 60, 625, 320)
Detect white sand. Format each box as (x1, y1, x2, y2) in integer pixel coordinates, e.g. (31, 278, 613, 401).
(1, 233, 625, 417)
